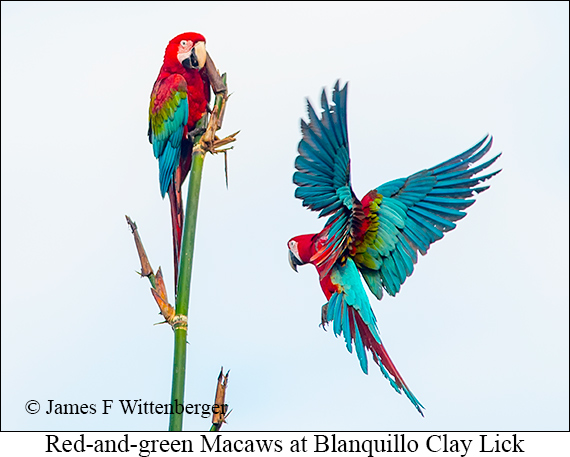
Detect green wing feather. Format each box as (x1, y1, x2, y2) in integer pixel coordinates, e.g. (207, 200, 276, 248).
(148, 74, 189, 196)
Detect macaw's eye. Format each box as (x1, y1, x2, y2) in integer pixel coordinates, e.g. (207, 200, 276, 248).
(180, 40, 187, 46)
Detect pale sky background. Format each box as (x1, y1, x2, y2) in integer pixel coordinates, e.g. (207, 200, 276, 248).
(1, 1, 568, 432)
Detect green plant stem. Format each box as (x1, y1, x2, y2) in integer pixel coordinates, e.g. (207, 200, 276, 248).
(168, 149, 206, 431)
(167, 72, 229, 431)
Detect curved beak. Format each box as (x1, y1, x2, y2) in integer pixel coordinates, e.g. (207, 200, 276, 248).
(288, 249, 303, 272)
(182, 42, 206, 70)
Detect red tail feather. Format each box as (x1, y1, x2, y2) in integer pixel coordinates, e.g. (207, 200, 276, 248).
(351, 309, 409, 392)
(168, 168, 184, 289)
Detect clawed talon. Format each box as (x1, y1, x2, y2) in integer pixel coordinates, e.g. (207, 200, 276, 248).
(188, 125, 207, 145)
(320, 304, 329, 329)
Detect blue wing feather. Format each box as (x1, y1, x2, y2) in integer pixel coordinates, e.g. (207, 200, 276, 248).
(356, 135, 501, 299)
(293, 81, 359, 275)
(149, 75, 189, 197)
(293, 82, 501, 301)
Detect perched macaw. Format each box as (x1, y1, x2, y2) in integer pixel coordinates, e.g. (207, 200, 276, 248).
(148, 32, 211, 284)
(288, 81, 501, 416)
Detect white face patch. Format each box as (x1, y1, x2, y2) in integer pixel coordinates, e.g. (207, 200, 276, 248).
(176, 40, 194, 63)
(288, 240, 300, 260)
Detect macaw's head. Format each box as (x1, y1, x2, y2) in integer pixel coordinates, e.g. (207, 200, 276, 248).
(287, 234, 317, 272)
(162, 32, 207, 73)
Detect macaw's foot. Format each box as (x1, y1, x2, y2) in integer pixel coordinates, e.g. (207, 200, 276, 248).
(188, 125, 207, 145)
(320, 304, 329, 330)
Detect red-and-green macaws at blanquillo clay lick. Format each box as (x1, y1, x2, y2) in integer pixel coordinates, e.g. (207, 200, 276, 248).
(287, 81, 501, 416)
(148, 32, 211, 286)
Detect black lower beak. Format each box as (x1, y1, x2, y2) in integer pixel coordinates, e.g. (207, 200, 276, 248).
(182, 48, 200, 70)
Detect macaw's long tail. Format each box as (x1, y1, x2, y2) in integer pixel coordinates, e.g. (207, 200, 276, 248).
(326, 293, 425, 416)
(168, 167, 184, 289)
(352, 308, 424, 416)
(325, 259, 425, 415)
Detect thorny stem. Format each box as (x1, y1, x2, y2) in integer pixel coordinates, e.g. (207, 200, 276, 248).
(168, 71, 233, 431)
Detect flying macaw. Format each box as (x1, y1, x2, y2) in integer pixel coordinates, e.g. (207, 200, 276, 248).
(287, 81, 501, 416)
(148, 32, 211, 285)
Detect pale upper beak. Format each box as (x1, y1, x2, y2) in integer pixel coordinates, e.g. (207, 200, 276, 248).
(181, 42, 206, 70)
(288, 249, 303, 272)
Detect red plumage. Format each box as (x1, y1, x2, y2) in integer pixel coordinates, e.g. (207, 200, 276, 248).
(152, 32, 211, 181)
(149, 32, 211, 286)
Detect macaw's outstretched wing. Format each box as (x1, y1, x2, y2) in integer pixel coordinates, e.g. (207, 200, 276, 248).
(149, 74, 189, 197)
(324, 258, 424, 416)
(293, 81, 365, 277)
(351, 135, 501, 300)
